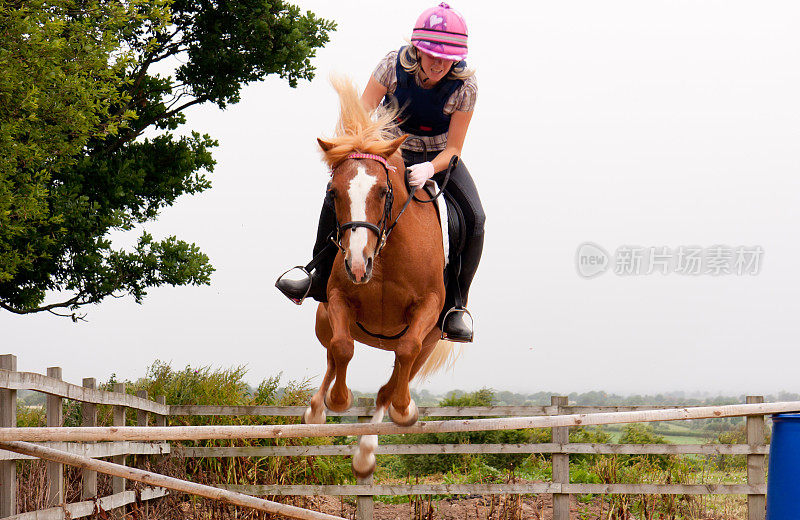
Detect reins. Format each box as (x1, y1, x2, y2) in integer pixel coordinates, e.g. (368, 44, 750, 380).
(331, 152, 457, 256)
(302, 150, 458, 279)
(404, 137, 455, 205)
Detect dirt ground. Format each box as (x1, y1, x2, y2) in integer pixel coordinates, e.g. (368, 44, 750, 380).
(171, 492, 742, 519)
(306, 494, 605, 520)
(298, 493, 740, 520)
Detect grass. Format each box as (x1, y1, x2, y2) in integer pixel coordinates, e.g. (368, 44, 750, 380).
(604, 422, 718, 444)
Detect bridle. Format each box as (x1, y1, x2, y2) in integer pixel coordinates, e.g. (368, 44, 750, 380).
(332, 152, 418, 256)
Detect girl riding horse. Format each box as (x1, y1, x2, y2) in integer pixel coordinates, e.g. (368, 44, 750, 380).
(276, 2, 484, 342)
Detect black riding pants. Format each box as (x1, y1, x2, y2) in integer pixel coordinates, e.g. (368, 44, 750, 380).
(402, 150, 485, 322)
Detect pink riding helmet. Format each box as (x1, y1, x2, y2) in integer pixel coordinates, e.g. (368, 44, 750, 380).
(411, 3, 468, 61)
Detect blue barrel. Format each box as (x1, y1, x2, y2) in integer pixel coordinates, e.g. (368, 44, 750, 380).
(766, 413, 800, 519)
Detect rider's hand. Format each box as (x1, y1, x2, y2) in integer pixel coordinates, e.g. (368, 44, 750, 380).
(407, 161, 436, 187)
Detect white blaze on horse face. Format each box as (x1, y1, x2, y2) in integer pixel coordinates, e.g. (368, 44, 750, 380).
(347, 164, 377, 280)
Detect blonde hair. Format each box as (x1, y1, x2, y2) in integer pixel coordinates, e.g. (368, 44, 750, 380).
(399, 45, 474, 81)
(318, 75, 403, 169)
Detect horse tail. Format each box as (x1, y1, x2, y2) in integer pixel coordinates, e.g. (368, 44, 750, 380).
(414, 340, 462, 381)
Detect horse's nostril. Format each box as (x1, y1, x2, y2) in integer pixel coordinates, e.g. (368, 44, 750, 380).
(366, 257, 373, 271)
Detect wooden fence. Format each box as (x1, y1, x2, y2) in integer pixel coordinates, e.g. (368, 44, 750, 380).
(0, 354, 776, 520)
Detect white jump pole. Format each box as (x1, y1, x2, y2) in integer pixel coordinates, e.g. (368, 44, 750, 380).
(0, 401, 798, 442)
(0, 441, 347, 520)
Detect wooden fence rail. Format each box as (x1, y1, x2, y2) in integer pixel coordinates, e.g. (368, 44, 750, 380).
(168, 404, 692, 416)
(0, 354, 781, 520)
(0, 441, 346, 520)
(0, 369, 167, 414)
(171, 442, 768, 457)
(0, 398, 790, 441)
(215, 482, 767, 496)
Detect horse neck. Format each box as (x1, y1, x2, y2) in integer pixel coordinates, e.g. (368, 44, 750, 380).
(387, 167, 410, 220)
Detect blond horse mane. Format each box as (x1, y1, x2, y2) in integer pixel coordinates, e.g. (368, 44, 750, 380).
(319, 76, 403, 169)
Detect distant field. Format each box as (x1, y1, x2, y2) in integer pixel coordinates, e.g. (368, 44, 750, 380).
(604, 422, 718, 444)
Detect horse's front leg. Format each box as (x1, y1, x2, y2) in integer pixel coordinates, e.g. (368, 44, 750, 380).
(387, 295, 441, 427)
(302, 304, 336, 424)
(322, 292, 355, 412)
(302, 351, 335, 424)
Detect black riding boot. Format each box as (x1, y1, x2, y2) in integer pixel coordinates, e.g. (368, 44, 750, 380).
(441, 232, 484, 342)
(275, 194, 337, 304)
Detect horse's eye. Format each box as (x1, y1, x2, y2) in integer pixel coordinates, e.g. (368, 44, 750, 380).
(328, 188, 338, 198)
(379, 187, 388, 198)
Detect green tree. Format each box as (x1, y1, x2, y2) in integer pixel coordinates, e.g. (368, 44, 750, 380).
(0, 0, 335, 318)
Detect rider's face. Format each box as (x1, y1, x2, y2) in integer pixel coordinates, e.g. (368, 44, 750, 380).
(417, 51, 454, 87)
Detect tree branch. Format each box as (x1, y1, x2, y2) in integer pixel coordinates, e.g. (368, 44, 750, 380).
(116, 94, 209, 147)
(0, 294, 92, 315)
(47, 309, 88, 322)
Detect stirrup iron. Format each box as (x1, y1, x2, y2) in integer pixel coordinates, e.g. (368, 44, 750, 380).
(441, 307, 474, 343)
(275, 266, 313, 305)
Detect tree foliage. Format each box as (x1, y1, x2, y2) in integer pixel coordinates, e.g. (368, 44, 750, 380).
(0, 0, 335, 317)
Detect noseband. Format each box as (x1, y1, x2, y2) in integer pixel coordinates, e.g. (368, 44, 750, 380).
(332, 153, 414, 255)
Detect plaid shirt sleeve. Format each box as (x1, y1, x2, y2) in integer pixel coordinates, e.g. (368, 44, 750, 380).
(454, 75, 478, 112)
(446, 75, 478, 113)
(372, 50, 398, 93)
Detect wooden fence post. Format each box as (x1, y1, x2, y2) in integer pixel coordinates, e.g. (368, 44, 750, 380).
(136, 390, 150, 427)
(46, 367, 64, 506)
(0, 355, 17, 518)
(81, 378, 97, 499)
(136, 390, 149, 518)
(112, 383, 127, 495)
(355, 397, 374, 520)
(746, 395, 766, 520)
(154, 396, 167, 471)
(551, 395, 569, 520)
(155, 396, 167, 427)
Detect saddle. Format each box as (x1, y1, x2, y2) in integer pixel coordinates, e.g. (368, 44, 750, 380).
(422, 181, 465, 268)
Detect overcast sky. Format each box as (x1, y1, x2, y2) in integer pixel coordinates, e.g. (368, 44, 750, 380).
(2, 1, 799, 398)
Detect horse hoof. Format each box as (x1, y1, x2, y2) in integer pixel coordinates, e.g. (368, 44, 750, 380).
(352, 451, 376, 479)
(324, 386, 353, 413)
(301, 407, 326, 425)
(388, 400, 418, 427)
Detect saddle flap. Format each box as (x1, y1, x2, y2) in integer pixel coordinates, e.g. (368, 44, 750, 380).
(423, 181, 465, 267)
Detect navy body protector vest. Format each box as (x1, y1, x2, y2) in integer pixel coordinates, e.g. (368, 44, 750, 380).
(384, 47, 465, 137)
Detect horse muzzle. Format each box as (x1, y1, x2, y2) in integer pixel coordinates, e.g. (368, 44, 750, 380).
(345, 254, 374, 284)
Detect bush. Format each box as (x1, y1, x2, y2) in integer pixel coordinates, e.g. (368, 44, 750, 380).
(387, 388, 547, 477)
(569, 426, 612, 466)
(716, 425, 747, 470)
(618, 423, 673, 469)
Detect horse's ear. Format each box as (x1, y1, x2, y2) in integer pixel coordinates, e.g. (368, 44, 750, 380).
(384, 134, 408, 157)
(317, 138, 335, 152)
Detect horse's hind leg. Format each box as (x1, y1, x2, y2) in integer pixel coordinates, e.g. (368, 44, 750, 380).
(374, 328, 439, 415)
(352, 404, 385, 479)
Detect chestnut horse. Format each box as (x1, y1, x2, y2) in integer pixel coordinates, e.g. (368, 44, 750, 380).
(301, 78, 456, 478)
